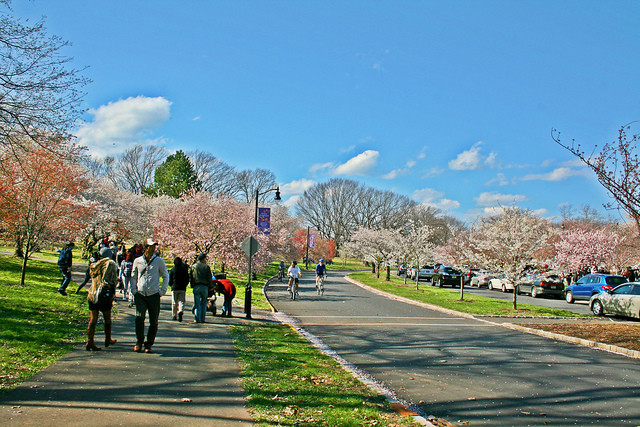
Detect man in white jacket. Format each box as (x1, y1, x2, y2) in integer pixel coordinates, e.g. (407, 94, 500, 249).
(130, 238, 169, 353)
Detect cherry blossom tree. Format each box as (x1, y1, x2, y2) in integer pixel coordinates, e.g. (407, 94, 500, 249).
(348, 227, 401, 280)
(154, 192, 274, 275)
(395, 224, 436, 288)
(470, 206, 552, 309)
(0, 139, 89, 285)
(554, 223, 621, 275)
(554, 123, 640, 235)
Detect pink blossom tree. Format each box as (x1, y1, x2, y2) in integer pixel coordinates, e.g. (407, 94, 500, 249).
(395, 224, 436, 287)
(554, 224, 621, 275)
(154, 192, 274, 275)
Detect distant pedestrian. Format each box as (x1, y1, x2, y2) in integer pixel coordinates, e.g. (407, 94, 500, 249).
(131, 238, 169, 353)
(190, 253, 214, 323)
(119, 251, 134, 305)
(170, 257, 189, 322)
(215, 279, 236, 317)
(624, 267, 636, 283)
(85, 257, 119, 351)
(57, 242, 75, 296)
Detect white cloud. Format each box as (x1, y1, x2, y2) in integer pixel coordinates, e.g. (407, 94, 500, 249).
(333, 150, 379, 176)
(406, 160, 416, 168)
(520, 167, 590, 182)
(76, 96, 172, 158)
(412, 188, 460, 212)
(309, 162, 335, 174)
(485, 172, 509, 187)
(422, 167, 445, 178)
(474, 192, 528, 207)
(283, 195, 301, 209)
(383, 158, 417, 180)
(448, 141, 497, 171)
(281, 179, 315, 195)
(340, 145, 356, 154)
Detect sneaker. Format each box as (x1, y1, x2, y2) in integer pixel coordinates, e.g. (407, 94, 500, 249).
(133, 343, 142, 352)
(172, 316, 177, 321)
(58, 289, 68, 296)
(178, 312, 183, 322)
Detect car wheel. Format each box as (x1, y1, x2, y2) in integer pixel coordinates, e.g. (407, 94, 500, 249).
(592, 299, 604, 316)
(531, 288, 538, 298)
(488, 282, 493, 290)
(565, 291, 574, 304)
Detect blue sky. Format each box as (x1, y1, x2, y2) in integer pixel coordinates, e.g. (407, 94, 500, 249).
(12, 1, 640, 222)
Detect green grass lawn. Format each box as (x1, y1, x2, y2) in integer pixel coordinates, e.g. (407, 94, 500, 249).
(0, 254, 87, 392)
(351, 271, 586, 317)
(230, 323, 418, 426)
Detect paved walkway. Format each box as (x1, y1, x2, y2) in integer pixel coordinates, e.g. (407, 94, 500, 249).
(0, 290, 271, 426)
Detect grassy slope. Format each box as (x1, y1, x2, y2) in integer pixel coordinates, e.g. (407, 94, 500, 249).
(351, 271, 585, 317)
(0, 255, 87, 391)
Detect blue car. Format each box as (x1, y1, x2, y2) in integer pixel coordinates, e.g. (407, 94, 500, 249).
(564, 274, 627, 303)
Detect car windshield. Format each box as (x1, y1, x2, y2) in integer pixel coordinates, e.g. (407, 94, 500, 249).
(444, 267, 460, 274)
(605, 276, 628, 286)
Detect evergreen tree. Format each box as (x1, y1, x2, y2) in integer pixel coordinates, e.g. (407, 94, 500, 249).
(146, 150, 201, 198)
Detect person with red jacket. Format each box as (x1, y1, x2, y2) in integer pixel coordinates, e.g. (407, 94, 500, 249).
(215, 279, 236, 317)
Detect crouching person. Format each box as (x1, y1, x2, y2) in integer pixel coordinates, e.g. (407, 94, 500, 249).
(86, 257, 119, 351)
(215, 279, 237, 318)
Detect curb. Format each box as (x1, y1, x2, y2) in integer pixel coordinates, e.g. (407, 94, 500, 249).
(346, 275, 640, 360)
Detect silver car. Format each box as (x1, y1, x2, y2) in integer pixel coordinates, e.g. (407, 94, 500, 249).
(589, 282, 640, 319)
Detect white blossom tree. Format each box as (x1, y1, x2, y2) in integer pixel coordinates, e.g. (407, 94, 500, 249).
(348, 227, 401, 280)
(395, 224, 436, 288)
(470, 206, 552, 309)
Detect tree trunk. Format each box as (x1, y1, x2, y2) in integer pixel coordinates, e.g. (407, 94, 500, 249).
(376, 262, 380, 278)
(386, 266, 390, 281)
(20, 253, 28, 286)
(459, 275, 464, 300)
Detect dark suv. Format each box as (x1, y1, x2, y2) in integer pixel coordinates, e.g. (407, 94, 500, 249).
(564, 274, 628, 303)
(431, 265, 463, 288)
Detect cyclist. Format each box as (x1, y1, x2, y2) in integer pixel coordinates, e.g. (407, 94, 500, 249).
(287, 260, 302, 297)
(278, 260, 286, 281)
(315, 259, 326, 293)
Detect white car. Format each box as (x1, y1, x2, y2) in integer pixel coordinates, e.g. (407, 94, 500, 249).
(471, 271, 493, 288)
(488, 274, 516, 292)
(589, 282, 640, 319)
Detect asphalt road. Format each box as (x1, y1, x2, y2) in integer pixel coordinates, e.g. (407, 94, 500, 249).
(268, 271, 640, 426)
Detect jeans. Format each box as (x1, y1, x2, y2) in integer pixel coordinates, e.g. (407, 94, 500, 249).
(193, 285, 208, 323)
(134, 292, 161, 347)
(222, 293, 235, 317)
(122, 276, 133, 301)
(59, 267, 71, 291)
(172, 290, 186, 317)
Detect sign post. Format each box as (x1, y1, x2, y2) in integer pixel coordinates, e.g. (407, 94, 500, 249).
(241, 236, 260, 319)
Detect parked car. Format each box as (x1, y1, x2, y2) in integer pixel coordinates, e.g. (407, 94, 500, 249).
(397, 264, 406, 276)
(489, 274, 516, 292)
(517, 274, 565, 298)
(589, 282, 640, 319)
(416, 265, 435, 281)
(407, 266, 417, 279)
(471, 271, 494, 288)
(431, 265, 463, 287)
(564, 274, 628, 303)
(463, 268, 480, 286)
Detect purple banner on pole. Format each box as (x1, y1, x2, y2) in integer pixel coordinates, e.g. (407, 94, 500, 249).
(309, 233, 315, 248)
(258, 207, 271, 234)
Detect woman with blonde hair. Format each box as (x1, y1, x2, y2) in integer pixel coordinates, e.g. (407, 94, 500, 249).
(85, 257, 119, 351)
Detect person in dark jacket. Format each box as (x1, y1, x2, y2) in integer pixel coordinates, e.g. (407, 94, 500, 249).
(215, 279, 237, 317)
(190, 253, 214, 323)
(57, 242, 75, 296)
(170, 257, 190, 322)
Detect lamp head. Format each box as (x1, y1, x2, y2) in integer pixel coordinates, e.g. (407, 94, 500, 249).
(275, 187, 281, 201)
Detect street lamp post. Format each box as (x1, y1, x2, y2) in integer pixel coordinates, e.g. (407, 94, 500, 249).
(245, 186, 281, 319)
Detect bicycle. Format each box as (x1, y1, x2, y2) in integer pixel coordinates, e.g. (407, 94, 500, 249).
(287, 276, 299, 300)
(278, 267, 285, 283)
(316, 274, 325, 295)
